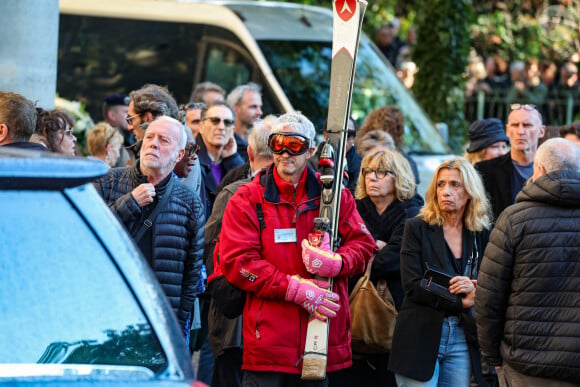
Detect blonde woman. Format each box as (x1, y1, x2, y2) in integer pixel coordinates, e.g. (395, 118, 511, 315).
(87, 122, 124, 167)
(388, 157, 492, 387)
(347, 149, 423, 387)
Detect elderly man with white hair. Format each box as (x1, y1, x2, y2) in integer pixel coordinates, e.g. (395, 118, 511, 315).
(94, 116, 205, 341)
(476, 137, 580, 387)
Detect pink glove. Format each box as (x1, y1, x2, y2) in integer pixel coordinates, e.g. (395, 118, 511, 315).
(285, 275, 340, 321)
(301, 232, 342, 277)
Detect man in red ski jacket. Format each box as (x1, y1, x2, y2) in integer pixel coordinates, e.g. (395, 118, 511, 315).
(220, 112, 376, 386)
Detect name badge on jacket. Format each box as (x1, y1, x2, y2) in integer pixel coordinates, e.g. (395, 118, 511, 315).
(274, 228, 297, 243)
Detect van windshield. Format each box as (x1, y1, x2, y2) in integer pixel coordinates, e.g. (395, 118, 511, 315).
(258, 37, 449, 155)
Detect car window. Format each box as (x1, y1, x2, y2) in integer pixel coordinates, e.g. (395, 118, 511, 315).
(0, 190, 167, 373)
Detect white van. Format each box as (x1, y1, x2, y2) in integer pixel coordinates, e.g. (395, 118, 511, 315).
(58, 0, 451, 194)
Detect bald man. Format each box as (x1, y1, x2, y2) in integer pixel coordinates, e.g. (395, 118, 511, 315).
(475, 103, 546, 220)
(476, 138, 580, 386)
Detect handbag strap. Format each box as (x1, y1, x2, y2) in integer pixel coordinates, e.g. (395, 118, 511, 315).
(463, 233, 479, 278)
(133, 177, 174, 243)
(349, 257, 373, 302)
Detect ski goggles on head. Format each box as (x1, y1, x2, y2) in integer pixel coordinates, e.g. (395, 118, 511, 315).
(268, 133, 311, 155)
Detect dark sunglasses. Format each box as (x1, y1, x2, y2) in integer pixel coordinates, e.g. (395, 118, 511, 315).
(361, 168, 395, 179)
(510, 104, 536, 111)
(268, 133, 310, 156)
(204, 117, 234, 127)
(185, 144, 200, 158)
(347, 130, 356, 139)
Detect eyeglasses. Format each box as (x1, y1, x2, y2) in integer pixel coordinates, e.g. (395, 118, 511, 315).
(510, 104, 537, 111)
(125, 113, 141, 125)
(347, 130, 356, 139)
(190, 119, 201, 126)
(204, 117, 234, 127)
(185, 144, 200, 158)
(268, 133, 310, 156)
(361, 168, 395, 179)
(183, 102, 205, 110)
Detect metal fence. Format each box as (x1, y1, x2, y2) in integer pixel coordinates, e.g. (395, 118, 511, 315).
(465, 89, 580, 125)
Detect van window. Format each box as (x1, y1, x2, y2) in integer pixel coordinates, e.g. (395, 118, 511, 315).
(198, 35, 279, 115)
(258, 37, 449, 154)
(58, 15, 280, 119)
(58, 15, 201, 117)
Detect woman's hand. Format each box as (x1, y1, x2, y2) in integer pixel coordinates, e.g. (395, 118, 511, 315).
(449, 276, 475, 294)
(376, 240, 387, 249)
(449, 277, 477, 308)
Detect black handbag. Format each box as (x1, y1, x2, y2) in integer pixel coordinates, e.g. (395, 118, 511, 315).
(420, 263, 458, 303)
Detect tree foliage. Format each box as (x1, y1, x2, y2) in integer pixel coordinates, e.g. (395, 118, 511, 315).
(279, 0, 579, 152)
(412, 0, 472, 153)
(471, 1, 579, 63)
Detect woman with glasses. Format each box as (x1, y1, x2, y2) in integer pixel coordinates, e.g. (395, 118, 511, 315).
(86, 122, 124, 167)
(32, 108, 77, 156)
(388, 157, 491, 387)
(345, 149, 423, 387)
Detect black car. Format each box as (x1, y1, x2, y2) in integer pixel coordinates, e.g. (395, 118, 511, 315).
(0, 147, 195, 385)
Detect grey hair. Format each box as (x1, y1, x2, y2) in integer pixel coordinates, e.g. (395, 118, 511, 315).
(248, 115, 276, 160)
(226, 82, 262, 108)
(271, 111, 316, 144)
(510, 60, 525, 72)
(535, 137, 580, 173)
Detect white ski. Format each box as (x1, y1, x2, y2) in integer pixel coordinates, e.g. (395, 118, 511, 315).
(301, 0, 367, 380)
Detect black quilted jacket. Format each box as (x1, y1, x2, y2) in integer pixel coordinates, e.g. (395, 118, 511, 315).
(93, 164, 205, 329)
(476, 170, 580, 383)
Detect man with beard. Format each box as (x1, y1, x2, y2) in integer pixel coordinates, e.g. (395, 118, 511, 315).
(94, 116, 205, 342)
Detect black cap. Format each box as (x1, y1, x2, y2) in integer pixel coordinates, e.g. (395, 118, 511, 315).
(466, 118, 510, 153)
(104, 94, 130, 106)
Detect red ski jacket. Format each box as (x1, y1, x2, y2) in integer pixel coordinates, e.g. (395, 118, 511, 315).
(220, 164, 376, 374)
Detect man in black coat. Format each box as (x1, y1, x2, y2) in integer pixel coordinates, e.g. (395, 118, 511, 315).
(94, 116, 205, 339)
(475, 104, 545, 221)
(476, 138, 580, 385)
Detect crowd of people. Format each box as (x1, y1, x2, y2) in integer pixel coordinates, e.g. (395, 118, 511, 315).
(375, 18, 580, 127)
(1, 77, 579, 387)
